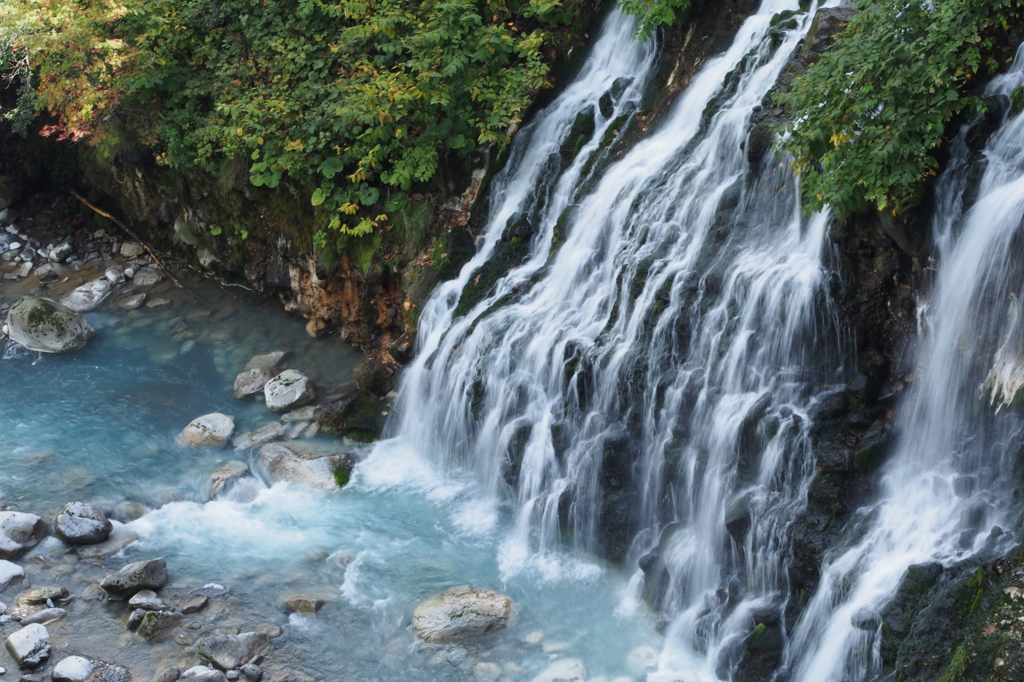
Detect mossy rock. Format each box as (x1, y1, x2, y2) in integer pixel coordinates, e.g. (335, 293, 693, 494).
(7, 296, 95, 353)
(315, 389, 386, 442)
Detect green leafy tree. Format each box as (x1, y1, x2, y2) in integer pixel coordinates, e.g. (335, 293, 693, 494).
(617, 0, 697, 39)
(776, 0, 1024, 216)
(0, 0, 589, 237)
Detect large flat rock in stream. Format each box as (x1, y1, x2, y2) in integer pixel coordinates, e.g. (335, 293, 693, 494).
(412, 585, 513, 642)
(257, 441, 355, 490)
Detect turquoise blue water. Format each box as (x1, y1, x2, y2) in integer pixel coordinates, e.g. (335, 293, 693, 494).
(0, 272, 660, 680)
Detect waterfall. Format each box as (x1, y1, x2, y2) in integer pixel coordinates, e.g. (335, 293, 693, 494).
(787, 47, 1024, 682)
(387, 0, 844, 679)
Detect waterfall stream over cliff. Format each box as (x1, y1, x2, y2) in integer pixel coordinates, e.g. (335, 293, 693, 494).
(786, 48, 1024, 682)
(388, 1, 845, 679)
(6, 0, 1024, 680)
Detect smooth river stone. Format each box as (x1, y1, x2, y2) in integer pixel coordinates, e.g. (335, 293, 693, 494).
(209, 461, 250, 497)
(54, 501, 113, 545)
(4, 623, 50, 668)
(412, 585, 513, 642)
(264, 369, 315, 412)
(197, 631, 270, 671)
(178, 413, 236, 448)
(0, 560, 25, 593)
(232, 422, 285, 450)
(5, 296, 94, 353)
(51, 655, 94, 682)
(60, 278, 112, 313)
(244, 350, 288, 371)
(232, 367, 277, 399)
(0, 512, 48, 560)
(100, 557, 168, 598)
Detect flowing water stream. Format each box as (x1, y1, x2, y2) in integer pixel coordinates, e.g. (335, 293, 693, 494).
(786, 47, 1024, 682)
(8, 1, 1024, 681)
(390, 1, 844, 680)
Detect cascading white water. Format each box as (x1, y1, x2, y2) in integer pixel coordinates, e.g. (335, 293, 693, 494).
(386, 1, 846, 680)
(787, 48, 1024, 682)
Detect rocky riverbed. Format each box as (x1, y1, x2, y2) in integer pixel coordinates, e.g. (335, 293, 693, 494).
(0, 192, 664, 681)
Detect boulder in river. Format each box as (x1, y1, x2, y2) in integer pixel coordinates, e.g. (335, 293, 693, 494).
(16, 585, 69, 606)
(209, 461, 250, 496)
(264, 369, 315, 412)
(0, 559, 25, 592)
(353, 358, 396, 396)
(232, 367, 279, 399)
(315, 389, 386, 442)
(60, 278, 112, 313)
(100, 557, 168, 597)
(4, 623, 50, 668)
(178, 413, 236, 448)
(54, 502, 113, 545)
(197, 631, 270, 671)
(412, 585, 513, 642)
(0, 511, 48, 560)
(5, 296, 94, 353)
(136, 609, 181, 640)
(258, 442, 355, 490)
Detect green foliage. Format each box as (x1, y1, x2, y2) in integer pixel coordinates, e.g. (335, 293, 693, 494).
(617, 0, 697, 39)
(776, 0, 1024, 216)
(0, 0, 587, 238)
(939, 643, 970, 682)
(333, 465, 351, 488)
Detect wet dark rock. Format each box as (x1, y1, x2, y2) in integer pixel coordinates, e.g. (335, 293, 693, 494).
(851, 608, 882, 630)
(197, 631, 270, 671)
(100, 557, 168, 598)
(182, 595, 209, 614)
(136, 609, 181, 640)
(352, 358, 396, 396)
(240, 663, 262, 681)
(315, 390, 386, 442)
(853, 420, 893, 474)
(54, 502, 113, 545)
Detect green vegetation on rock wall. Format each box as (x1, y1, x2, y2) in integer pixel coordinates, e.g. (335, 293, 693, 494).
(776, 0, 1024, 216)
(0, 0, 595, 245)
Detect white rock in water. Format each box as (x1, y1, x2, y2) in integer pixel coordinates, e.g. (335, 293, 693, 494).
(146, 298, 171, 310)
(117, 293, 146, 310)
(232, 367, 277, 400)
(0, 560, 25, 593)
(412, 585, 513, 642)
(4, 623, 50, 668)
(0, 512, 48, 560)
(124, 266, 135, 278)
(60, 278, 112, 312)
(52, 655, 94, 681)
(6, 297, 94, 353)
(179, 413, 235, 448)
(54, 502, 112, 545)
(531, 658, 587, 682)
(47, 242, 72, 263)
(133, 266, 163, 287)
(264, 370, 315, 412)
(120, 242, 145, 258)
(105, 265, 125, 284)
(258, 443, 351, 490)
(280, 405, 316, 423)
